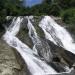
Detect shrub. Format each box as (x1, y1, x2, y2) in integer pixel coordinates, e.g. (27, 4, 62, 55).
(61, 8, 75, 25)
(61, 8, 75, 33)
(49, 3, 61, 16)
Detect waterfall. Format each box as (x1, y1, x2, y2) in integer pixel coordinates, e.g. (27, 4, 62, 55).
(27, 17, 40, 54)
(3, 16, 74, 75)
(7, 17, 23, 36)
(3, 17, 58, 75)
(39, 16, 75, 55)
(27, 17, 40, 45)
(27, 16, 53, 63)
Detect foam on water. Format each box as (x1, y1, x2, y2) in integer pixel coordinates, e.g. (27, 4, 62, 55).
(39, 16, 75, 54)
(3, 17, 58, 75)
(3, 16, 73, 75)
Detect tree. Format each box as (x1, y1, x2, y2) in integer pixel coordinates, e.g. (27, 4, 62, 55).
(49, 3, 61, 16)
(0, 0, 24, 31)
(61, 8, 75, 33)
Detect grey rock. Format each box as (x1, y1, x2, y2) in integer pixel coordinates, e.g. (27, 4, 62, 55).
(0, 39, 30, 75)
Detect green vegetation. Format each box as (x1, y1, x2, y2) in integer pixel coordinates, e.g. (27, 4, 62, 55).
(1, 0, 75, 16)
(61, 8, 75, 25)
(61, 8, 75, 33)
(0, 0, 75, 33)
(0, 0, 23, 31)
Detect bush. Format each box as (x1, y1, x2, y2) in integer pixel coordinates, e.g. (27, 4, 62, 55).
(61, 8, 75, 33)
(49, 3, 61, 16)
(0, 16, 6, 31)
(61, 8, 75, 24)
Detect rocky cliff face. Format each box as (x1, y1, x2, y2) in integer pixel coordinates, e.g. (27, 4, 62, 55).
(0, 38, 30, 75)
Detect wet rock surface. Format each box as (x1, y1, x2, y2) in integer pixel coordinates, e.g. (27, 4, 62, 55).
(17, 18, 33, 48)
(17, 16, 75, 75)
(47, 39, 75, 67)
(1, 16, 75, 75)
(0, 39, 30, 75)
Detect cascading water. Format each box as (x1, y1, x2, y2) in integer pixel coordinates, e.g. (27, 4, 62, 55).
(7, 17, 23, 36)
(3, 16, 74, 75)
(27, 17, 40, 54)
(27, 17, 53, 63)
(3, 17, 58, 75)
(39, 16, 75, 55)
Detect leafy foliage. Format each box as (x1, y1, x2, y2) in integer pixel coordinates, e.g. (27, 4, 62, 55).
(0, 0, 75, 32)
(61, 8, 75, 33)
(49, 3, 61, 16)
(61, 8, 75, 24)
(0, 0, 23, 30)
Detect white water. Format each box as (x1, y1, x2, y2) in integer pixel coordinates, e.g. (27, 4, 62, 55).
(39, 16, 75, 54)
(27, 17, 53, 62)
(27, 17, 40, 54)
(3, 16, 74, 75)
(7, 17, 23, 36)
(3, 17, 58, 75)
(27, 17, 41, 45)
